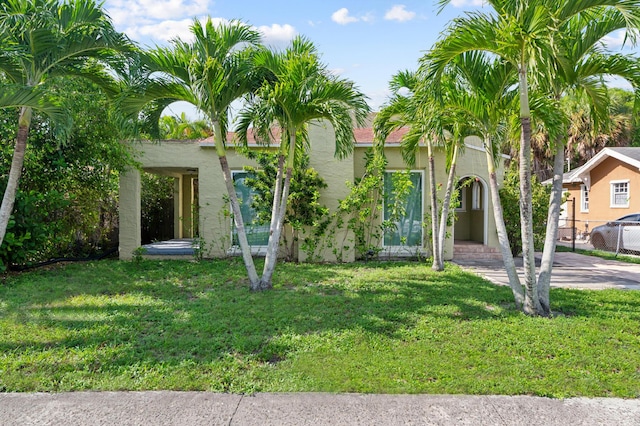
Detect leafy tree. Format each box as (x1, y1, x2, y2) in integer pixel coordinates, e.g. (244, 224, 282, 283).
(416, 51, 528, 306)
(500, 164, 550, 257)
(374, 69, 464, 271)
(236, 36, 369, 289)
(120, 19, 265, 289)
(0, 77, 132, 269)
(428, 0, 640, 315)
(0, 0, 131, 250)
(242, 151, 328, 261)
(159, 112, 211, 140)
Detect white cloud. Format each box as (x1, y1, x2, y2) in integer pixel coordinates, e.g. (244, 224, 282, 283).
(384, 5, 416, 22)
(258, 24, 297, 48)
(134, 18, 198, 42)
(105, 0, 213, 44)
(107, 0, 210, 27)
(450, 0, 485, 7)
(602, 29, 639, 50)
(331, 8, 359, 25)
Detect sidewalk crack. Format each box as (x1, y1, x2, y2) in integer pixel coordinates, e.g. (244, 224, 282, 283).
(228, 394, 244, 426)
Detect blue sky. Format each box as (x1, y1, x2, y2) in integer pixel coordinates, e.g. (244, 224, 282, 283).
(103, 0, 636, 117)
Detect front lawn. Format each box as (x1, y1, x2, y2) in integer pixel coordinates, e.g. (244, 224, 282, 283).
(1, 259, 638, 397)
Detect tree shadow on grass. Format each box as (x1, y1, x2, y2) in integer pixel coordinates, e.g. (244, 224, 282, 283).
(1, 259, 637, 392)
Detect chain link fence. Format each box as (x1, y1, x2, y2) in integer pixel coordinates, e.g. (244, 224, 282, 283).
(558, 201, 640, 255)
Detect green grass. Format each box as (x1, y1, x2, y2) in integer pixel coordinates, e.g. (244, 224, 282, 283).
(1, 259, 639, 397)
(556, 244, 640, 264)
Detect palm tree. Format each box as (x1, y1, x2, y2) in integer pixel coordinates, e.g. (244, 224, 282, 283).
(374, 70, 456, 271)
(429, 0, 640, 316)
(236, 36, 370, 289)
(119, 19, 264, 289)
(0, 0, 130, 249)
(536, 12, 640, 312)
(423, 51, 528, 307)
(159, 112, 211, 140)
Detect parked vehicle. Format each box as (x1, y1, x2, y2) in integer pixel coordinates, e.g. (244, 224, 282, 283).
(590, 213, 640, 252)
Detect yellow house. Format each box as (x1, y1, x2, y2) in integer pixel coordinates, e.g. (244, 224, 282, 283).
(118, 118, 507, 262)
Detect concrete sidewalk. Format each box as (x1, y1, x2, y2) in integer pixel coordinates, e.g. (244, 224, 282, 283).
(454, 251, 640, 290)
(1, 392, 639, 425)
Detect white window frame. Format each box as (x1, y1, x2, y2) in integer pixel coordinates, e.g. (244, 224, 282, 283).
(229, 171, 269, 254)
(455, 185, 467, 212)
(580, 184, 589, 213)
(382, 170, 425, 250)
(471, 181, 482, 210)
(610, 180, 630, 208)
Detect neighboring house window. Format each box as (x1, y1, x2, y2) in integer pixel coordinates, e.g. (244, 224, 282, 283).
(610, 180, 630, 208)
(471, 180, 482, 210)
(580, 185, 589, 212)
(231, 171, 269, 246)
(383, 171, 423, 247)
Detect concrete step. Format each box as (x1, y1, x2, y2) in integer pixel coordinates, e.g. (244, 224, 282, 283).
(453, 244, 503, 260)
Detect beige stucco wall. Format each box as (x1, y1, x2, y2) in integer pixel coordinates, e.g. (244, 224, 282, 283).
(119, 128, 504, 261)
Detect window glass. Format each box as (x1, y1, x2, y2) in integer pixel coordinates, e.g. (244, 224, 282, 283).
(232, 172, 269, 246)
(581, 185, 589, 212)
(383, 171, 423, 247)
(611, 181, 629, 207)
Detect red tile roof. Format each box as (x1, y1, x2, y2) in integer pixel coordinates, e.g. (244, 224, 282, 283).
(200, 126, 410, 146)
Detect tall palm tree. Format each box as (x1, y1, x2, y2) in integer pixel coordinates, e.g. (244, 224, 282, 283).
(236, 36, 370, 289)
(537, 11, 640, 312)
(120, 19, 264, 289)
(423, 51, 528, 307)
(0, 0, 130, 249)
(429, 0, 640, 316)
(374, 70, 458, 271)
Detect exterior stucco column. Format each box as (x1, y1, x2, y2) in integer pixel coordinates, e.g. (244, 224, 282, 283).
(119, 167, 141, 260)
(197, 161, 227, 257)
(173, 177, 181, 239)
(181, 175, 193, 238)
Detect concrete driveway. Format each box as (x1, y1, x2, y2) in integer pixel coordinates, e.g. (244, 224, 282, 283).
(454, 251, 640, 290)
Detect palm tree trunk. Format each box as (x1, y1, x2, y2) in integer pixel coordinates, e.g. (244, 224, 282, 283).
(262, 153, 285, 270)
(485, 143, 525, 309)
(537, 136, 564, 315)
(0, 107, 32, 248)
(261, 130, 297, 288)
(427, 140, 441, 271)
(437, 143, 459, 270)
(518, 64, 543, 316)
(219, 156, 261, 288)
(212, 121, 260, 289)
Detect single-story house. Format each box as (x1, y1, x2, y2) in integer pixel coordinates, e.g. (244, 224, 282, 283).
(118, 116, 507, 262)
(557, 147, 640, 236)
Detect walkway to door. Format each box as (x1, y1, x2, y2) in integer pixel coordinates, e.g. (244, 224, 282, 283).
(454, 251, 640, 290)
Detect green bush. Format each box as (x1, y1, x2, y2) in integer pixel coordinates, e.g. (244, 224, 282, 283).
(499, 164, 550, 256)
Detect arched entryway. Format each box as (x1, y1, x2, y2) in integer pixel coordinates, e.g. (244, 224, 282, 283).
(454, 175, 488, 246)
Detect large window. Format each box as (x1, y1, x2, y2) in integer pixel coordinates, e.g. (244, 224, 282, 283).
(232, 172, 269, 246)
(610, 180, 629, 208)
(580, 184, 589, 212)
(383, 171, 423, 247)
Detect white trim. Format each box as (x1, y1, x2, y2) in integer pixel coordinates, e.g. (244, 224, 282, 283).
(610, 179, 630, 208)
(580, 184, 589, 213)
(455, 175, 489, 245)
(471, 181, 481, 210)
(230, 170, 269, 250)
(576, 148, 640, 183)
(382, 169, 425, 249)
